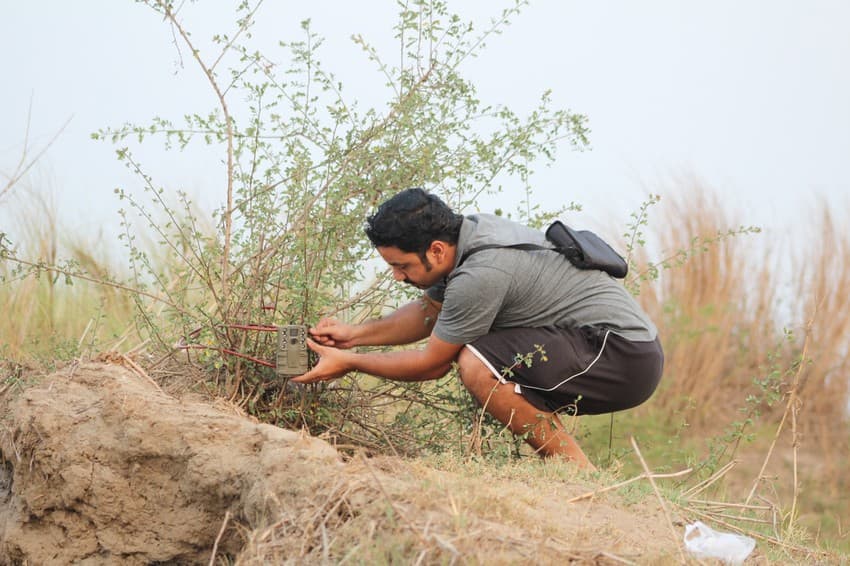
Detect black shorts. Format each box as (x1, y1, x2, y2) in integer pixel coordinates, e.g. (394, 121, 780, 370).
(465, 326, 664, 415)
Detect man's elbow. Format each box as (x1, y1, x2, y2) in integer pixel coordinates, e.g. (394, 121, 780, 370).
(419, 362, 453, 381)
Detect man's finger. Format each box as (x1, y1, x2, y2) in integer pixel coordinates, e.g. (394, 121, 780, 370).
(308, 327, 336, 345)
(290, 340, 335, 383)
(310, 335, 335, 346)
(311, 318, 338, 333)
(290, 373, 320, 384)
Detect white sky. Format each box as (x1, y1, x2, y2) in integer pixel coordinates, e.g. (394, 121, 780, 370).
(1, 1, 849, 248)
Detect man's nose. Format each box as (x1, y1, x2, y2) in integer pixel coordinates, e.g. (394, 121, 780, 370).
(392, 268, 405, 281)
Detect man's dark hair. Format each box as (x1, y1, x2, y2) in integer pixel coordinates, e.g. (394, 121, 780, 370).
(365, 188, 464, 256)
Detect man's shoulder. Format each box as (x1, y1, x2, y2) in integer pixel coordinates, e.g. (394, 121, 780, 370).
(463, 212, 518, 232)
(462, 213, 545, 247)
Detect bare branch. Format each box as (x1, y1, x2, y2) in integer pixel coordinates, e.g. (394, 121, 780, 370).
(157, 0, 235, 309)
(1, 96, 73, 201)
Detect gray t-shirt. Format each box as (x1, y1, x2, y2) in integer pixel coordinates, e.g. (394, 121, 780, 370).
(426, 214, 657, 344)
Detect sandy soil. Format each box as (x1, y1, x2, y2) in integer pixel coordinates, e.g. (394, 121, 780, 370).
(0, 361, 748, 564)
(0, 362, 340, 564)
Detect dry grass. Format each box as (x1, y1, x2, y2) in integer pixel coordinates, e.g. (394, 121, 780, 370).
(633, 186, 779, 426)
(0, 187, 137, 364)
(229, 449, 842, 565)
(232, 454, 686, 565)
(788, 202, 850, 492)
(633, 184, 849, 435)
(627, 182, 850, 554)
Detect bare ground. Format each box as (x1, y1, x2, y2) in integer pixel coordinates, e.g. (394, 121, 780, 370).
(0, 361, 818, 564)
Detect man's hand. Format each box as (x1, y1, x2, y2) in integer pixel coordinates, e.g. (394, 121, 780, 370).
(290, 339, 352, 384)
(309, 317, 358, 349)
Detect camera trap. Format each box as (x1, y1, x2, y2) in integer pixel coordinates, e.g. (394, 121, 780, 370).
(276, 324, 314, 378)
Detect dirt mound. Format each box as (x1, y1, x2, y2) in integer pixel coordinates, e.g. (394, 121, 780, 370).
(0, 362, 690, 564)
(0, 362, 340, 564)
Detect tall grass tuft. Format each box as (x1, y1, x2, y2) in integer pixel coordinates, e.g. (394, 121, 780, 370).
(1, 187, 136, 365)
(638, 187, 849, 442)
(791, 201, 850, 489)
(637, 185, 779, 427)
(626, 185, 849, 550)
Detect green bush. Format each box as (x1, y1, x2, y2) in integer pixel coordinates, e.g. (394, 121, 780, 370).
(90, 0, 589, 445)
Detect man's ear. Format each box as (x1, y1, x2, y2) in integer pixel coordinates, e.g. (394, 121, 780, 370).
(428, 240, 452, 266)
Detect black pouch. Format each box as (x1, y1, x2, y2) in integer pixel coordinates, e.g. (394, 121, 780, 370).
(545, 220, 628, 278)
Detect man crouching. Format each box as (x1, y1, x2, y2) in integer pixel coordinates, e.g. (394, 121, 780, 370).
(292, 188, 663, 470)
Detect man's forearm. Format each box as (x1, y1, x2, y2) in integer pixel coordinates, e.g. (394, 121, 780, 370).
(351, 297, 440, 347)
(297, 319, 462, 385)
(344, 349, 452, 382)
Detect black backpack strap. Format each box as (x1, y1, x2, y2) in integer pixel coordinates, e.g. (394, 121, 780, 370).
(457, 221, 628, 278)
(458, 243, 550, 266)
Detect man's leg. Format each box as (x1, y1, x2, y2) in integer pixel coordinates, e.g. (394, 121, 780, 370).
(457, 347, 595, 470)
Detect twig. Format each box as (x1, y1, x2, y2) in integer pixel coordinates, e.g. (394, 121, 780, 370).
(77, 319, 94, 350)
(158, 0, 235, 304)
(298, 480, 354, 557)
(685, 499, 771, 511)
(597, 551, 637, 565)
(681, 460, 737, 499)
(630, 436, 688, 564)
(693, 510, 773, 525)
(470, 383, 500, 457)
(209, 510, 231, 566)
(567, 468, 692, 503)
(210, 1, 264, 73)
(789, 386, 801, 529)
(743, 315, 813, 510)
(120, 354, 165, 396)
(1, 96, 72, 200)
(1, 255, 188, 315)
(544, 535, 640, 563)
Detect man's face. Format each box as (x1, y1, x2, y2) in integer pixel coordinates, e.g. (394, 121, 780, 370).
(377, 243, 454, 290)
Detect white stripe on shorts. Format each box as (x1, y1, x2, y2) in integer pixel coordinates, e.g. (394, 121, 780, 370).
(465, 329, 612, 394)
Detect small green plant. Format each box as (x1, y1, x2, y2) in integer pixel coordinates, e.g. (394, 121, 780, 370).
(702, 329, 792, 471)
(622, 193, 761, 296)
